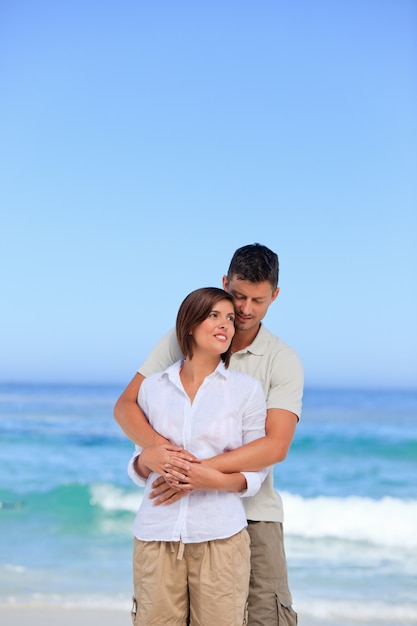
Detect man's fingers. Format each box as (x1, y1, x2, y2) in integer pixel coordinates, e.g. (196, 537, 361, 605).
(175, 450, 200, 463)
(167, 456, 192, 470)
(153, 489, 183, 506)
(164, 464, 187, 482)
(149, 481, 173, 498)
(151, 489, 174, 504)
(151, 475, 166, 490)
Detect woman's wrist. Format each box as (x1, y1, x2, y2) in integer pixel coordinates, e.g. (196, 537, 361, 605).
(134, 453, 151, 479)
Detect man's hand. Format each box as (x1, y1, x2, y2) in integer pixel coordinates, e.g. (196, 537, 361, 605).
(205, 408, 298, 472)
(149, 475, 188, 506)
(140, 444, 197, 476)
(163, 461, 245, 492)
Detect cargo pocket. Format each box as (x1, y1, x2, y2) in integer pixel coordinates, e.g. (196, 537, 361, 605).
(276, 593, 297, 625)
(131, 596, 137, 625)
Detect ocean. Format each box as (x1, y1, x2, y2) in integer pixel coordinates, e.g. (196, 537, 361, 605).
(1, 383, 416, 625)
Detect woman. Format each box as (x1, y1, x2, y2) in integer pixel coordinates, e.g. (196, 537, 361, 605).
(129, 287, 267, 626)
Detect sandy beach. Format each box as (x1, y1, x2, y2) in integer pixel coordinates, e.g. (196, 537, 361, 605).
(0, 606, 131, 626)
(0, 605, 339, 626)
(0, 604, 350, 626)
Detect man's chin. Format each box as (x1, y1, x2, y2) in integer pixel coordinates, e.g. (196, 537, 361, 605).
(235, 321, 256, 332)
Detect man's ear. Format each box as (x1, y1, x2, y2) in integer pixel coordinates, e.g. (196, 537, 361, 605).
(222, 275, 228, 290)
(271, 287, 280, 302)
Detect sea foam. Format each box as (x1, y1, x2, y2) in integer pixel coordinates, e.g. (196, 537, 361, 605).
(88, 484, 417, 549)
(89, 483, 142, 512)
(296, 597, 417, 624)
(282, 491, 417, 548)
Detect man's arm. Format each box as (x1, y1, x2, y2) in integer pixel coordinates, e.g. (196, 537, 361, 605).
(206, 408, 298, 472)
(115, 373, 196, 477)
(149, 408, 294, 505)
(114, 328, 184, 446)
(114, 373, 167, 447)
(161, 407, 297, 483)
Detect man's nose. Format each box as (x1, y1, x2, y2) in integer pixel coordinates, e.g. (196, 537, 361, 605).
(240, 300, 252, 315)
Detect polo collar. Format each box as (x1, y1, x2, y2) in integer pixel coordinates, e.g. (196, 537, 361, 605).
(233, 323, 268, 356)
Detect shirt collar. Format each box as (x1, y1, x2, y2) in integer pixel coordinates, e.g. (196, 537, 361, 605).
(233, 323, 268, 356)
(162, 359, 230, 382)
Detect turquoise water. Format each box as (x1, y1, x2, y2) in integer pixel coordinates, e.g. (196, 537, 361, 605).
(1, 384, 416, 624)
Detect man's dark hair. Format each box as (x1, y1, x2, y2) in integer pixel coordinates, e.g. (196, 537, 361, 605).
(227, 243, 279, 289)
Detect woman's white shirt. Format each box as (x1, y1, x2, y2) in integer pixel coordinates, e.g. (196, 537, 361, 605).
(128, 360, 268, 543)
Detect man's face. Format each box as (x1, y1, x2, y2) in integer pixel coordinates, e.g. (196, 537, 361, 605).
(222, 274, 279, 333)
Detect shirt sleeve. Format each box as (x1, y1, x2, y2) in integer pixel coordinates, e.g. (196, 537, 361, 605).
(238, 377, 269, 498)
(128, 333, 182, 486)
(127, 445, 146, 487)
(267, 346, 304, 419)
(240, 469, 268, 497)
(138, 328, 183, 377)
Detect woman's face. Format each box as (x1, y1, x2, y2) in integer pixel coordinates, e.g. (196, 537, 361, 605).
(191, 299, 235, 357)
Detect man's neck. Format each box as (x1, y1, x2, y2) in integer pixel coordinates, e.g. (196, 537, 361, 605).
(231, 324, 261, 353)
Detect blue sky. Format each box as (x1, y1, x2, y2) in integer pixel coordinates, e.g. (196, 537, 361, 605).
(1, 0, 416, 389)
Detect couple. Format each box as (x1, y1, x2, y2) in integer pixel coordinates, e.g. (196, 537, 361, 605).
(114, 243, 304, 626)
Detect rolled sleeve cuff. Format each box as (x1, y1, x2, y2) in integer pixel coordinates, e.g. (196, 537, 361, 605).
(127, 450, 147, 487)
(240, 471, 261, 498)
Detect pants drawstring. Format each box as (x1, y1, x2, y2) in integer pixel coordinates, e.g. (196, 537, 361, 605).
(177, 540, 185, 560)
(169, 540, 185, 560)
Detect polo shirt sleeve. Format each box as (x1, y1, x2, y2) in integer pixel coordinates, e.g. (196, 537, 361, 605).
(138, 328, 183, 377)
(268, 346, 304, 419)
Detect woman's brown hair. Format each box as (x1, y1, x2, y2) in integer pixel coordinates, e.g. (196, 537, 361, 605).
(176, 287, 234, 367)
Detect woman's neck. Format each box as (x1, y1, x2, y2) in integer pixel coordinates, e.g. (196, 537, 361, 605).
(181, 353, 221, 380)
(180, 354, 221, 402)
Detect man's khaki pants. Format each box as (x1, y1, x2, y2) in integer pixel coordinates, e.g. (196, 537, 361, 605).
(247, 521, 297, 626)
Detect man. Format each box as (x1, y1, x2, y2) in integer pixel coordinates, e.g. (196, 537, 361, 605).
(114, 243, 303, 626)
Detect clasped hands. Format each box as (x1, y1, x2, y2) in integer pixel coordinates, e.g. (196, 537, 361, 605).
(138, 444, 224, 506)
